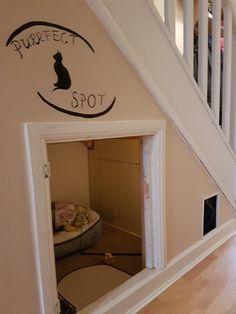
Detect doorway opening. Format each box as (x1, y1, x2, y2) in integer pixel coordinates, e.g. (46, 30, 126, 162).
(48, 137, 144, 310)
(24, 120, 166, 314)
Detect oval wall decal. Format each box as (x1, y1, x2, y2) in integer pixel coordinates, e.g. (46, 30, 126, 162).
(6, 21, 116, 118)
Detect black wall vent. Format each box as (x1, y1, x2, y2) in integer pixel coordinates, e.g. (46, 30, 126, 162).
(203, 194, 218, 236)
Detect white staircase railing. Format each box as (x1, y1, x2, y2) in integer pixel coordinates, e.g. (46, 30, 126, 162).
(87, 0, 236, 208)
(154, 0, 233, 148)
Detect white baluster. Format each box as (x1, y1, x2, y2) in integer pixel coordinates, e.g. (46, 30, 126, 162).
(165, 0, 175, 39)
(183, 0, 194, 74)
(222, 5, 232, 140)
(198, 0, 208, 99)
(154, 0, 164, 22)
(211, 0, 221, 122)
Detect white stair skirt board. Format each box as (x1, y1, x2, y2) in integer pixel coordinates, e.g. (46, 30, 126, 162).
(86, 0, 236, 210)
(58, 265, 131, 311)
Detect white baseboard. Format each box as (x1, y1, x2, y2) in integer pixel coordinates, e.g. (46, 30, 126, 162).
(127, 219, 236, 314)
(79, 218, 236, 314)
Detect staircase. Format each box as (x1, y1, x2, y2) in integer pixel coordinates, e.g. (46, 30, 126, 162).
(87, 0, 236, 208)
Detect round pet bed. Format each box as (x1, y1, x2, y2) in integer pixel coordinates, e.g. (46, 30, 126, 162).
(54, 210, 102, 259)
(58, 265, 131, 310)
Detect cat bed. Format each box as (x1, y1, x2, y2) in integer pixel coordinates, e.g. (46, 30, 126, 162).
(58, 265, 131, 310)
(52, 202, 102, 259)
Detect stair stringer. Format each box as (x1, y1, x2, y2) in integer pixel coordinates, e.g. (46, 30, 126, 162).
(87, 0, 236, 209)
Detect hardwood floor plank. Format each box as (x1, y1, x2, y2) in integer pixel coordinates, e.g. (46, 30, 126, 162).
(139, 234, 236, 314)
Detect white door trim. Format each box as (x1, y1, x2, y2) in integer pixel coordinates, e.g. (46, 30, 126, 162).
(24, 119, 166, 313)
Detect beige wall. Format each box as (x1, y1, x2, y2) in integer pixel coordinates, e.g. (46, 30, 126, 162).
(47, 142, 90, 206)
(89, 138, 142, 235)
(165, 124, 234, 260)
(0, 0, 234, 313)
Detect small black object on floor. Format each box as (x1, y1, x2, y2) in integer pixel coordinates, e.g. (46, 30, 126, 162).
(58, 293, 76, 314)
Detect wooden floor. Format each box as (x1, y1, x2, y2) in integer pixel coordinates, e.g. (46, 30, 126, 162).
(139, 234, 236, 314)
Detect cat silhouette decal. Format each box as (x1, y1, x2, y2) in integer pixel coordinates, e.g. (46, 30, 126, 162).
(53, 51, 71, 91)
(37, 48, 116, 118)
